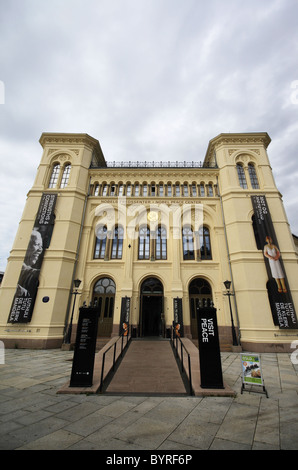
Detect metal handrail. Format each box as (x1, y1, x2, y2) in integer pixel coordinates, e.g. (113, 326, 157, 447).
(170, 327, 194, 396)
(99, 327, 131, 392)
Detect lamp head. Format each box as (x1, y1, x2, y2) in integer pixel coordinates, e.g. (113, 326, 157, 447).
(224, 280, 231, 291)
(73, 279, 81, 289)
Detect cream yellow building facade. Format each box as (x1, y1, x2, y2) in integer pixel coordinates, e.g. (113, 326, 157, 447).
(0, 132, 297, 352)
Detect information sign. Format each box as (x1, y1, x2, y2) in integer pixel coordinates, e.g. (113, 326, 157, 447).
(70, 307, 99, 387)
(240, 353, 268, 397)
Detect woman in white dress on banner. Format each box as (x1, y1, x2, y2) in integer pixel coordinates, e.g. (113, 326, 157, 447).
(263, 236, 287, 293)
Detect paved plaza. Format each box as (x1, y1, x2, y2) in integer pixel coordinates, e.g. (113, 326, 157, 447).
(0, 346, 297, 451)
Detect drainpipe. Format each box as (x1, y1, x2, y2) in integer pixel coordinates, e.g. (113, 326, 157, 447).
(63, 178, 91, 340)
(217, 175, 242, 346)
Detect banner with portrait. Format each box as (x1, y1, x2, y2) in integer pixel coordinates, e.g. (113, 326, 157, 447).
(251, 195, 297, 329)
(173, 297, 184, 337)
(8, 193, 57, 323)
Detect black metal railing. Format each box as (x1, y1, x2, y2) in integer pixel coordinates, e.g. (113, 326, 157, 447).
(170, 327, 194, 396)
(99, 328, 132, 392)
(90, 161, 218, 169)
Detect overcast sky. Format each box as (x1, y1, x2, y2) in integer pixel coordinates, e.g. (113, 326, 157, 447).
(0, 0, 297, 271)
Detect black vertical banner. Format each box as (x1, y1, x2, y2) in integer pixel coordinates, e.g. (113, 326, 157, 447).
(173, 297, 184, 337)
(119, 297, 131, 335)
(197, 306, 224, 389)
(251, 195, 297, 329)
(8, 193, 57, 323)
(70, 307, 99, 387)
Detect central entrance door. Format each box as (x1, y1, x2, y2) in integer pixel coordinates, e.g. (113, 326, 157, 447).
(140, 277, 163, 337)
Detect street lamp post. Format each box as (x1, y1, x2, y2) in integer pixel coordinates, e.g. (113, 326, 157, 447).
(65, 279, 81, 344)
(223, 280, 238, 346)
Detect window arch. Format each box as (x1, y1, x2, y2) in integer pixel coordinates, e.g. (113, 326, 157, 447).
(207, 183, 213, 197)
(134, 183, 140, 196)
(48, 163, 60, 188)
(167, 182, 172, 196)
(60, 164, 71, 188)
(94, 225, 107, 259)
(182, 226, 195, 260)
(94, 183, 100, 196)
(138, 226, 150, 259)
(248, 163, 259, 189)
(102, 183, 108, 196)
(111, 226, 124, 259)
(93, 277, 116, 295)
(155, 226, 167, 260)
(126, 182, 132, 196)
(199, 226, 212, 259)
(236, 163, 247, 188)
(158, 182, 164, 196)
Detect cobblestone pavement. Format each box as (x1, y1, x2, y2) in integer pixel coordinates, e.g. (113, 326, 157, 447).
(0, 348, 297, 451)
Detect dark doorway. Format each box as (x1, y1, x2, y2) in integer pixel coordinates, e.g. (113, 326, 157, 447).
(142, 296, 163, 336)
(140, 277, 163, 337)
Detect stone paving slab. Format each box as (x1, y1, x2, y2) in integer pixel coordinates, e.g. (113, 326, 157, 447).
(0, 348, 297, 451)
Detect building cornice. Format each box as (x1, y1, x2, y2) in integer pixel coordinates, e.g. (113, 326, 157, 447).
(39, 132, 100, 148)
(204, 132, 271, 164)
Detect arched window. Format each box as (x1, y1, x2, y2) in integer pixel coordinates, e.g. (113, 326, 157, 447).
(207, 183, 213, 197)
(236, 163, 247, 188)
(60, 164, 71, 188)
(111, 226, 124, 259)
(142, 183, 148, 196)
(94, 184, 100, 196)
(48, 163, 60, 188)
(182, 226, 195, 260)
(139, 226, 150, 259)
(102, 184, 108, 196)
(126, 183, 132, 196)
(134, 183, 140, 196)
(199, 226, 212, 259)
(94, 226, 107, 259)
(155, 226, 167, 260)
(199, 183, 205, 197)
(248, 163, 259, 189)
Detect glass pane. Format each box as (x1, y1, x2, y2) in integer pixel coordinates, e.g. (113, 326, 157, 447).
(109, 297, 114, 317)
(104, 298, 109, 317)
(60, 164, 71, 188)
